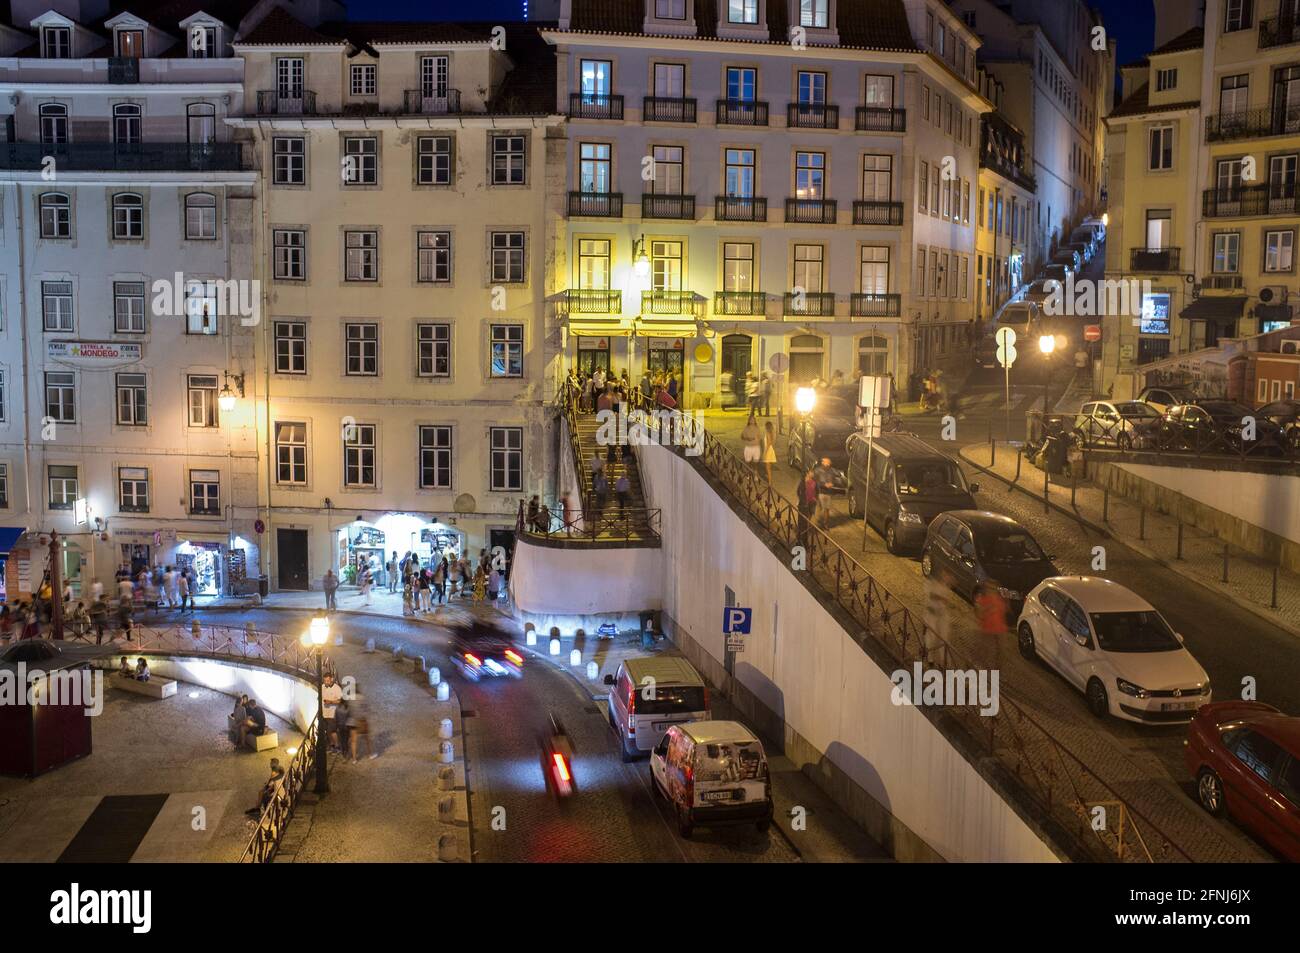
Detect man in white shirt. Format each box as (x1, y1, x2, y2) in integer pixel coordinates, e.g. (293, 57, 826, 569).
(162, 568, 176, 608)
(321, 673, 344, 752)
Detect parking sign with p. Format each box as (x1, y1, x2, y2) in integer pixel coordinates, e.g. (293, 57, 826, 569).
(723, 607, 752, 635)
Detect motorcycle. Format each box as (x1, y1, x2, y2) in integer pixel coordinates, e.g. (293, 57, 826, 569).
(540, 712, 577, 799)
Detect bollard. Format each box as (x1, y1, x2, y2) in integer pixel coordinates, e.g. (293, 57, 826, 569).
(549, 638, 561, 656)
(191, 619, 201, 639)
(392, 645, 403, 661)
(1139, 507, 1146, 541)
(525, 628, 537, 647)
(1272, 564, 1280, 609)
(436, 765, 455, 791)
(364, 637, 376, 653)
(1222, 544, 1230, 583)
(438, 718, 453, 740)
(436, 681, 450, 701)
(1102, 486, 1109, 523)
(586, 661, 599, 680)
(427, 667, 441, 687)
(569, 648, 582, 666)
(437, 833, 458, 862)
(414, 655, 426, 673)
(1176, 522, 1184, 560)
(549, 626, 561, 642)
(1043, 467, 1050, 514)
(437, 795, 456, 819)
(523, 621, 535, 641)
(1013, 450, 1022, 487)
(244, 621, 255, 643)
(437, 740, 454, 763)
(1070, 469, 1077, 508)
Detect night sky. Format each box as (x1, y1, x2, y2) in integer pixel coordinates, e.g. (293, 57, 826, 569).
(352, 0, 1159, 82)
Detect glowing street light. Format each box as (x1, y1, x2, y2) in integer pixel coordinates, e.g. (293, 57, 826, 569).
(633, 238, 651, 279)
(1038, 334, 1056, 355)
(1101, 212, 1110, 228)
(795, 387, 817, 415)
(309, 614, 330, 646)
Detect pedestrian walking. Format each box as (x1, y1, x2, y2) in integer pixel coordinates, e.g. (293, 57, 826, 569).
(594, 471, 609, 511)
(358, 565, 372, 605)
(813, 456, 835, 529)
(162, 566, 176, 608)
(178, 570, 192, 612)
(323, 568, 339, 611)
(741, 411, 761, 464)
(348, 688, 377, 762)
(615, 472, 630, 515)
(797, 466, 819, 545)
(975, 580, 1010, 638)
(762, 421, 778, 483)
(761, 371, 773, 417)
(386, 552, 399, 593)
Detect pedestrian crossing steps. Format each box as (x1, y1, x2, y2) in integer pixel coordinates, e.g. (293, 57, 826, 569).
(570, 414, 654, 536)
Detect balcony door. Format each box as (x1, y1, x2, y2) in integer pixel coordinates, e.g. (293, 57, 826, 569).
(1272, 66, 1300, 135)
(421, 55, 450, 111)
(1145, 209, 1171, 251)
(187, 102, 216, 147)
(276, 57, 304, 106)
(116, 30, 144, 58)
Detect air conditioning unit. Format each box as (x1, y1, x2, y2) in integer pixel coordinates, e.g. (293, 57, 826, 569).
(1259, 285, 1289, 304)
(1282, 340, 1300, 354)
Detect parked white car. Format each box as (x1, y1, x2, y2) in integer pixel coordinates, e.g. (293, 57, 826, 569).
(1016, 576, 1211, 724)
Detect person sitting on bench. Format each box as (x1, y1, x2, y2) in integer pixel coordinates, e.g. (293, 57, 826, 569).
(118, 657, 133, 679)
(134, 658, 151, 682)
(245, 758, 285, 817)
(240, 697, 267, 747)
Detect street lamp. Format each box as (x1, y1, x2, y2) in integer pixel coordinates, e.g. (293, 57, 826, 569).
(632, 237, 651, 280)
(795, 387, 817, 416)
(218, 371, 244, 413)
(308, 614, 331, 794)
(1038, 334, 1056, 418)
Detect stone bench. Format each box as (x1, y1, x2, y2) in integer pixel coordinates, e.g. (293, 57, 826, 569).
(226, 715, 279, 751)
(111, 673, 177, 699)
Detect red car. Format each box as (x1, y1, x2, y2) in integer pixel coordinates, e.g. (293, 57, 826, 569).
(1184, 701, 1300, 861)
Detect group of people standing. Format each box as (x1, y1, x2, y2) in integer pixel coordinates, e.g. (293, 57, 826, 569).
(565, 366, 681, 416)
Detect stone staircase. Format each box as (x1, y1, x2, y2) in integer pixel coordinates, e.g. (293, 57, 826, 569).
(569, 408, 657, 539)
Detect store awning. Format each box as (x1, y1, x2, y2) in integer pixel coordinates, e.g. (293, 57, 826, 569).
(632, 320, 700, 337)
(0, 527, 27, 556)
(1180, 297, 1247, 321)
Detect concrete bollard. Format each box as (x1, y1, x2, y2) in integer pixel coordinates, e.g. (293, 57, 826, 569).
(191, 619, 201, 639)
(364, 637, 376, 653)
(436, 681, 450, 701)
(392, 645, 403, 661)
(243, 621, 255, 643)
(569, 648, 582, 666)
(437, 740, 454, 763)
(549, 638, 561, 656)
(525, 628, 537, 646)
(437, 833, 458, 862)
(586, 661, 599, 680)
(427, 667, 441, 686)
(549, 626, 561, 643)
(438, 717, 453, 740)
(414, 655, 426, 673)
(437, 795, 456, 818)
(436, 766, 456, 791)
(523, 621, 535, 641)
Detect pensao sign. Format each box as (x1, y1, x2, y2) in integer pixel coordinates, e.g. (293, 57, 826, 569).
(46, 340, 143, 365)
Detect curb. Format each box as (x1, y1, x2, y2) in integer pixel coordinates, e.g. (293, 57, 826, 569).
(959, 445, 1300, 642)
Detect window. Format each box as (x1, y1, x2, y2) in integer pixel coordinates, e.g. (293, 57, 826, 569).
(45, 372, 76, 422)
(0, 463, 8, 508)
(114, 281, 146, 333)
(185, 192, 217, 240)
(490, 325, 524, 377)
(921, 84, 930, 121)
(728, 0, 758, 23)
(274, 321, 306, 374)
(276, 57, 304, 99)
(650, 240, 683, 291)
(419, 426, 452, 489)
(345, 323, 379, 375)
(799, 0, 829, 29)
(42, 26, 71, 59)
(492, 134, 526, 185)
(185, 282, 218, 334)
(649, 145, 684, 194)
(652, 63, 685, 98)
(274, 229, 306, 280)
(190, 470, 220, 515)
(1213, 232, 1241, 273)
(861, 155, 892, 201)
(795, 151, 825, 199)
(489, 427, 523, 492)
(273, 137, 306, 185)
(417, 231, 452, 283)
(48, 465, 77, 510)
(961, 180, 971, 224)
(1225, 0, 1253, 33)
(275, 422, 307, 484)
(490, 231, 526, 283)
(918, 161, 928, 213)
(116, 30, 144, 58)
(864, 74, 894, 107)
(1267, 231, 1295, 272)
(916, 245, 927, 296)
(350, 63, 377, 96)
(112, 193, 144, 239)
(42, 281, 73, 331)
(345, 230, 379, 281)
(40, 193, 70, 238)
(579, 59, 612, 98)
(118, 467, 149, 512)
(1155, 68, 1177, 93)
(189, 26, 218, 58)
(0, 372, 5, 424)
(112, 104, 141, 145)
(421, 55, 450, 99)
(1148, 125, 1174, 171)
(793, 244, 824, 292)
(187, 374, 219, 428)
(39, 104, 68, 145)
(577, 239, 611, 289)
(1220, 74, 1248, 117)
(187, 102, 216, 145)
(417, 136, 452, 185)
(797, 71, 827, 105)
(418, 324, 451, 377)
(725, 67, 756, 102)
(343, 137, 378, 185)
(723, 242, 754, 292)
(343, 424, 376, 488)
(725, 148, 755, 196)
(655, 0, 685, 18)
(860, 246, 889, 295)
(579, 142, 612, 193)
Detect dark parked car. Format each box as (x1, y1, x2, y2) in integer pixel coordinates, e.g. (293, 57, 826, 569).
(450, 623, 524, 681)
(1153, 400, 1285, 455)
(787, 393, 856, 491)
(920, 511, 1058, 616)
(1184, 701, 1300, 862)
(1073, 400, 1161, 449)
(1256, 398, 1300, 449)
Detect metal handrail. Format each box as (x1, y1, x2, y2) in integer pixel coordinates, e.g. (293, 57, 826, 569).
(518, 499, 662, 542)
(240, 715, 318, 863)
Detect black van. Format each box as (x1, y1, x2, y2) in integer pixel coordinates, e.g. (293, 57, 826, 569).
(844, 433, 979, 554)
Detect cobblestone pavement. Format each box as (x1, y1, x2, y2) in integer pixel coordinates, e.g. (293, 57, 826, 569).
(702, 410, 1282, 863)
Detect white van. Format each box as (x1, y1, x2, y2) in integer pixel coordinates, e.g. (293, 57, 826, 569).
(650, 721, 773, 837)
(605, 656, 710, 761)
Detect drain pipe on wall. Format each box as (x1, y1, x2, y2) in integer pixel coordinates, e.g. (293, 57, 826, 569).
(14, 182, 34, 517)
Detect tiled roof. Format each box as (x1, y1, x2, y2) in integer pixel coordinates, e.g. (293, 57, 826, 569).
(319, 20, 494, 46)
(1107, 83, 1199, 120)
(236, 5, 344, 45)
(97, 0, 260, 33)
(566, 0, 917, 51)
(489, 24, 558, 114)
(1150, 26, 1204, 57)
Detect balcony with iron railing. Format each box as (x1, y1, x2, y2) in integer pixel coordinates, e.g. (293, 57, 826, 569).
(853, 200, 904, 225)
(107, 56, 139, 83)
(1205, 104, 1300, 142)
(787, 102, 839, 129)
(980, 152, 1038, 192)
(568, 191, 624, 217)
(715, 195, 768, 221)
(1260, 14, 1300, 49)
(0, 141, 249, 172)
(715, 99, 769, 125)
(642, 96, 697, 122)
(783, 292, 837, 317)
(1202, 274, 1245, 290)
(641, 193, 696, 220)
(1129, 247, 1182, 272)
(785, 197, 837, 224)
(1203, 183, 1300, 217)
(569, 93, 624, 120)
(713, 291, 768, 316)
(641, 290, 701, 316)
(256, 90, 317, 115)
(558, 289, 623, 315)
(855, 106, 906, 132)
(850, 293, 901, 317)
(403, 88, 462, 114)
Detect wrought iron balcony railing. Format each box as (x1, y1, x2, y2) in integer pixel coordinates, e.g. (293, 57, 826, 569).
(715, 195, 768, 221)
(1260, 14, 1300, 49)
(641, 194, 696, 220)
(404, 89, 462, 114)
(559, 289, 622, 314)
(641, 290, 701, 316)
(568, 191, 624, 217)
(1129, 247, 1181, 272)
(855, 106, 907, 132)
(850, 293, 901, 317)
(107, 56, 139, 84)
(787, 102, 839, 129)
(1205, 104, 1300, 142)
(569, 93, 624, 120)
(713, 291, 768, 316)
(1203, 184, 1300, 218)
(0, 141, 249, 172)
(785, 198, 837, 224)
(642, 96, 697, 122)
(853, 200, 904, 225)
(1202, 274, 1244, 290)
(783, 292, 837, 317)
(256, 90, 317, 115)
(716, 99, 769, 125)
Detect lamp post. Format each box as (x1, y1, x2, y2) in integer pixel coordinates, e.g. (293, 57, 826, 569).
(1038, 333, 1057, 418)
(308, 614, 330, 794)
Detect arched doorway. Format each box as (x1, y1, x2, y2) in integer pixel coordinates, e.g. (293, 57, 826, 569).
(720, 333, 753, 407)
(788, 333, 825, 383)
(576, 335, 611, 377)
